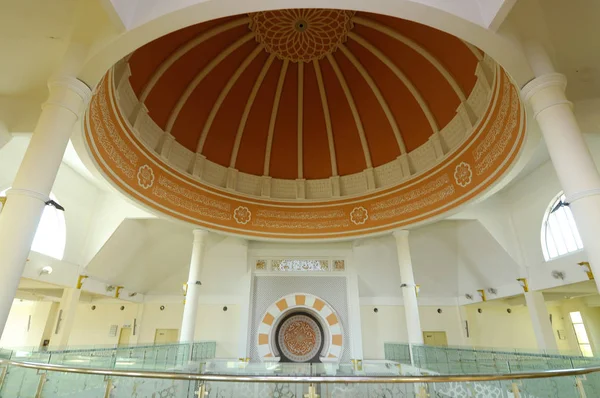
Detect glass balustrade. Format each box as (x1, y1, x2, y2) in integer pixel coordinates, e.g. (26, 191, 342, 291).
(0, 342, 599, 397)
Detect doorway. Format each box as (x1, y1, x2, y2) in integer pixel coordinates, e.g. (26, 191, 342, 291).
(154, 329, 179, 344)
(423, 331, 448, 347)
(118, 327, 132, 346)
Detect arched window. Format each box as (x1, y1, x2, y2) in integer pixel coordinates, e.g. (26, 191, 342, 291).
(541, 192, 583, 261)
(0, 188, 66, 260)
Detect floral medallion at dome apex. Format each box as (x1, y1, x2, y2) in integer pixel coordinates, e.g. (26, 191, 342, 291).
(83, 8, 526, 240)
(250, 9, 355, 63)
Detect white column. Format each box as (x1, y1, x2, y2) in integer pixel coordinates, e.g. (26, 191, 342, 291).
(347, 249, 364, 360)
(180, 229, 209, 343)
(238, 269, 251, 359)
(524, 291, 558, 352)
(522, 44, 600, 292)
(0, 121, 10, 150)
(236, 239, 250, 359)
(0, 77, 90, 336)
(51, 288, 82, 349)
(393, 230, 423, 345)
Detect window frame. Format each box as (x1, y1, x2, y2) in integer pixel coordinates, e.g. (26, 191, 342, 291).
(0, 187, 66, 260)
(569, 311, 594, 357)
(541, 191, 584, 261)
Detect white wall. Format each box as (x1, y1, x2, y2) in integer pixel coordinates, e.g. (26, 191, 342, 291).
(360, 305, 464, 359)
(0, 300, 54, 349)
(464, 304, 537, 350)
(138, 302, 240, 358)
(69, 302, 139, 347)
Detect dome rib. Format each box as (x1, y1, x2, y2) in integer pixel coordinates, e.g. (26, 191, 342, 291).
(326, 53, 373, 169)
(338, 43, 406, 155)
(348, 31, 439, 134)
(263, 59, 289, 176)
(165, 32, 255, 134)
(313, 59, 338, 176)
(139, 16, 250, 103)
(196, 43, 263, 155)
(297, 61, 304, 179)
(354, 16, 467, 103)
(230, 53, 276, 168)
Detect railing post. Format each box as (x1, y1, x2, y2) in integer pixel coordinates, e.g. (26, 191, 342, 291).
(196, 382, 208, 397)
(511, 382, 521, 398)
(303, 384, 320, 398)
(34, 372, 47, 398)
(0, 366, 6, 391)
(576, 377, 587, 398)
(417, 385, 429, 397)
(104, 377, 113, 398)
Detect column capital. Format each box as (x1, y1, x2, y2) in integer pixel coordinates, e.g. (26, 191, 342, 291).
(44, 76, 92, 117)
(192, 229, 209, 240)
(521, 73, 571, 119)
(392, 229, 410, 239)
(521, 73, 567, 102)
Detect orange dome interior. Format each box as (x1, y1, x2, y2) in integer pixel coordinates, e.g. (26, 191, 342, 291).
(126, 10, 480, 181)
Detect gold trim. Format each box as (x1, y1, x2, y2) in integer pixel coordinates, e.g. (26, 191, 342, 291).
(578, 262, 594, 280)
(76, 275, 88, 290)
(2, 358, 600, 383)
(477, 289, 487, 302)
(517, 278, 529, 293)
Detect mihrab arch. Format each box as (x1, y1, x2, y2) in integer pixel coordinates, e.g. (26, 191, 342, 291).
(257, 293, 343, 362)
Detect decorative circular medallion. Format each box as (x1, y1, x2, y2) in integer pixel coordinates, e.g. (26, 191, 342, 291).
(278, 314, 322, 362)
(350, 206, 369, 225)
(233, 206, 252, 224)
(137, 165, 155, 189)
(250, 9, 355, 63)
(454, 162, 473, 188)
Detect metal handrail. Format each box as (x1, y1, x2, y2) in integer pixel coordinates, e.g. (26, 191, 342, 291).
(1, 358, 600, 384)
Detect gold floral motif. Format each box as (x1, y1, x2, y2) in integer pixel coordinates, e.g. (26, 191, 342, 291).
(137, 165, 155, 189)
(255, 260, 267, 270)
(272, 259, 329, 271)
(233, 206, 252, 224)
(371, 185, 455, 221)
(350, 206, 369, 225)
(371, 175, 450, 211)
(250, 9, 355, 63)
(476, 85, 520, 175)
(473, 75, 511, 161)
(256, 209, 345, 219)
(152, 187, 231, 220)
(252, 218, 350, 229)
(334, 260, 345, 271)
(453, 162, 473, 188)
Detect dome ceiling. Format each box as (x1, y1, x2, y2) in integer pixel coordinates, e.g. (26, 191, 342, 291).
(83, 9, 526, 240)
(125, 9, 479, 181)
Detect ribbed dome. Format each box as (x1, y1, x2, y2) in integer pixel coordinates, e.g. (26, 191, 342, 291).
(84, 8, 525, 240)
(126, 10, 480, 181)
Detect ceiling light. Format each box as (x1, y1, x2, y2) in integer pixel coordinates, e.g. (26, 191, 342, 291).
(39, 266, 53, 276)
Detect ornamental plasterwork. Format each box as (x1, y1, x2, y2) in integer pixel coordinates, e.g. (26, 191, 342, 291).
(333, 260, 345, 271)
(476, 86, 520, 176)
(249, 9, 355, 63)
(272, 259, 329, 272)
(84, 66, 524, 239)
(453, 162, 473, 188)
(233, 206, 252, 224)
(370, 185, 455, 221)
(350, 206, 369, 225)
(137, 165, 155, 189)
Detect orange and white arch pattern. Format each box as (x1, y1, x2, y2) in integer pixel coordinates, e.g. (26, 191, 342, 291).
(257, 293, 343, 361)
